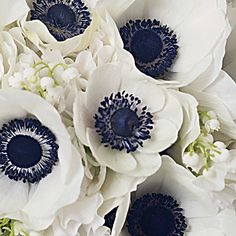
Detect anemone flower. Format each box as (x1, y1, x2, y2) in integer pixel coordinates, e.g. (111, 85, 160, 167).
(106, 0, 230, 87)
(73, 62, 199, 178)
(0, 89, 84, 231)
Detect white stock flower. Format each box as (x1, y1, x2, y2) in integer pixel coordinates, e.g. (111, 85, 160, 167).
(106, 0, 230, 87)
(2, 47, 81, 114)
(183, 70, 236, 139)
(43, 193, 108, 236)
(0, 89, 84, 231)
(73, 62, 184, 177)
(194, 149, 236, 209)
(183, 152, 204, 173)
(113, 156, 236, 236)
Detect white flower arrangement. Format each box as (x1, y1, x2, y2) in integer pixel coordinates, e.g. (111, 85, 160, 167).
(0, 0, 235, 236)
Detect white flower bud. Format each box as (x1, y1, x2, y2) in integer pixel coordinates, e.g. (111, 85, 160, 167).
(40, 76, 55, 89)
(62, 67, 79, 82)
(199, 133, 214, 144)
(46, 86, 63, 103)
(183, 152, 204, 173)
(204, 119, 220, 133)
(23, 67, 35, 78)
(201, 111, 217, 124)
(52, 66, 64, 83)
(8, 72, 24, 87)
(210, 142, 230, 162)
(214, 141, 227, 150)
(207, 111, 217, 119)
(202, 168, 216, 178)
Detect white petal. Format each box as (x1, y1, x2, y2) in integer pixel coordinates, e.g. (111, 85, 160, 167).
(75, 50, 96, 78)
(53, 194, 103, 236)
(86, 64, 121, 116)
(203, 71, 236, 120)
(111, 194, 130, 236)
(101, 0, 135, 21)
(170, 55, 212, 87)
(142, 0, 194, 28)
(23, 145, 83, 229)
(187, 24, 230, 90)
(87, 128, 137, 173)
(169, 91, 200, 158)
(0, 175, 28, 213)
(129, 79, 167, 113)
(127, 152, 162, 177)
(0, 96, 27, 127)
(141, 119, 179, 153)
(73, 91, 94, 146)
(173, 0, 227, 72)
(0, 0, 29, 29)
(157, 91, 183, 129)
(136, 156, 218, 218)
(101, 169, 144, 200)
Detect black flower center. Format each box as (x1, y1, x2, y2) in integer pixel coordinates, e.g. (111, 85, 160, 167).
(30, 0, 92, 41)
(120, 19, 178, 79)
(127, 193, 187, 236)
(131, 29, 163, 64)
(0, 118, 59, 183)
(94, 91, 153, 153)
(7, 135, 42, 168)
(47, 4, 76, 27)
(140, 205, 175, 236)
(111, 107, 139, 137)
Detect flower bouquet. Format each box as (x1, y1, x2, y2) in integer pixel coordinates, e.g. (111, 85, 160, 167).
(0, 0, 236, 235)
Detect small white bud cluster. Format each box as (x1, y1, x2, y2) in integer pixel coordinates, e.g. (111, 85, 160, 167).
(183, 110, 229, 174)
(8, 53, 80, 108)
(201, 111, 220, 133)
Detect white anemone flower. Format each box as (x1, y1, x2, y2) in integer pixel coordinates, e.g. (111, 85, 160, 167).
(73, 62, 186, 177)
(19, 0, 96, 55)
(0, 89, 84, 231)
(109, 156, 236, 236)
(17, 0, 134, 56)
(105, 0, 230, 87)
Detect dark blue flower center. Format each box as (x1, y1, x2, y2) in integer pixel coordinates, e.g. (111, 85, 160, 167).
(111, 108, 139, 137)
(131, 29, 163, 64)
(30, 0, 92, 41)
(140, 205, 175, 236)
(0, 118, 59, 183)
(7, 135, 42, 168)
(120, 19, 178, 79)
(127, 193, 187, 236)
(94, 91, 153, 153)
(47, 4, 76, 27)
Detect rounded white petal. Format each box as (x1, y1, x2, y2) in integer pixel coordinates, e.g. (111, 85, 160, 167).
(0, 0, 29, 29)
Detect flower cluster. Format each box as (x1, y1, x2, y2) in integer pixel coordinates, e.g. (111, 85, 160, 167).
(0, 0, 235, 235)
